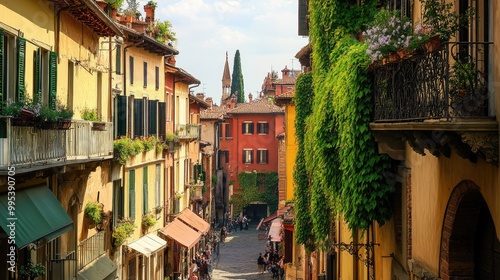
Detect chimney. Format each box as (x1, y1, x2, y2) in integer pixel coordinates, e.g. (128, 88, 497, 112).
(196, 93, 205, 100)
(144, 2, 156, 24)
(282, 65, 290, 78)
(248, 93, 253, 103)
(205, 97, 213, 109)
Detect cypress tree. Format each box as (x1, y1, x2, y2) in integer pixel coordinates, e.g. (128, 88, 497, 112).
(230, 50, 245, 103)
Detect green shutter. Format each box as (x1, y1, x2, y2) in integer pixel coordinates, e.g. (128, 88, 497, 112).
(129, 170, 136, 219)
(116, 95, 127, 137)
(116, 45, 121, 75)
(148, 100, 157, 135)
(143, 166, 148, 214)
(49, 52, 57, 110)
(33, 49, 41, 103)
(16, 37, 26, 101)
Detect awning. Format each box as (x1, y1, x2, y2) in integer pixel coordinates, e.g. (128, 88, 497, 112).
(268, 218, 283, 242)
(177, 208, 210, 234)
(78, 254, 117, 280)
(127, 233, 167, 257)
(0, 185, 73, 249)
(263, 206, 288, 224)
(160, 219, 202, 249)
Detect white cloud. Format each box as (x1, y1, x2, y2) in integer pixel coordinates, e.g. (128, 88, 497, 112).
(154, 0, 309, 103)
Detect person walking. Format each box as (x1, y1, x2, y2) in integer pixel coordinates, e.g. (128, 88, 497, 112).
(220, 226, 227, 243)
(257, 252, 265, 274)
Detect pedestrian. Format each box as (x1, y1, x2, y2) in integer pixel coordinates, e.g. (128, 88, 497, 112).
(278, 255, 285, 279)
(239, 216, 243, 231)
(263, 251, 270, 272)
(242, 215, 248, 230)
(220, 226, 227, 243)
(257, 252, 265, 274)
(189, 259, 198, 277)
(190, 271, 199, 280)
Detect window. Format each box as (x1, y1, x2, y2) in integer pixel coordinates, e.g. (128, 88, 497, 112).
(388, 0, 411, 18)
(129, 170, 136, 219)
(143, 166, 148, 214)
(242, 121, 254, 134)
(158, 102, 166, 140)
(129, 56, 134, 84)
(116, 44, 121, 75)
(155, 66, 159, 90)
(113, 180, 124, 226)
(155, 164, 161, 208)
(149, 100, 158, 135)
(143, 61, 147, 87)
(242, 149, 253, 164)
(257, 149, 268, 164)
(218, 123, 222, 139)
(116, 95, 127, 137)
(257, 122, 269, 134)
(224, 123, 232, 138)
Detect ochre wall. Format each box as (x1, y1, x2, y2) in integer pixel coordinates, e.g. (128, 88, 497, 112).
(285, 103, 298, 202)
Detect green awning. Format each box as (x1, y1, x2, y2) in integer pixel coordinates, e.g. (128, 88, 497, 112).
(78, 254, 117, 280)
(0, 185, 73, 249)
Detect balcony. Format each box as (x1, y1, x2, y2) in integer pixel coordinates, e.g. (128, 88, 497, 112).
(189, 181, 204, 202)
(78, 230, 106, 270)
(370, 42, 498, 164)
(176, 124, 200, 140)
(0, 119, 113, 172)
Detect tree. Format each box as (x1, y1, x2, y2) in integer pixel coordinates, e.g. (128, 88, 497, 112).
(230, 50, 245, 103)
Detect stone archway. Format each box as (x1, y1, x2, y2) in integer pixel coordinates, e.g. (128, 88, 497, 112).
(439, 180, 500, 280)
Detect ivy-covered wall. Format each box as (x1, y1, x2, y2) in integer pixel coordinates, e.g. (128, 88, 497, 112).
(294, 0, 394, 250)
(230, 171, 279, 215)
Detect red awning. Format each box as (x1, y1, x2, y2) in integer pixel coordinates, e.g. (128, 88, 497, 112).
(263, 206, 288, 224)
(177, 208, 210, 234)
(160, 219, 202, 249)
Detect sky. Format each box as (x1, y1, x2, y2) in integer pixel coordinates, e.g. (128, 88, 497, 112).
(149, 0, 309, 105)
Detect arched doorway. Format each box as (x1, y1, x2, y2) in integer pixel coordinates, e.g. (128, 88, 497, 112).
(439, 180, 500, 279)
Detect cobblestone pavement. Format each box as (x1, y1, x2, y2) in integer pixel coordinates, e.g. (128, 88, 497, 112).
(211, 224, 272, 280)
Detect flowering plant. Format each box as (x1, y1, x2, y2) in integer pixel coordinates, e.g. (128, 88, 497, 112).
(363, 10, 413, 62)
(421, 0, 475, 41)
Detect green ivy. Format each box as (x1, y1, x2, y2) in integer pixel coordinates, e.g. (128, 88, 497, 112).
(293, 73, 316, 252)
(293, 0, 393, 249)
(230, 172, 278, 215)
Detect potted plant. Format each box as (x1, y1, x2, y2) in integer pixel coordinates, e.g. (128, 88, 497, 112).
(19, 260, 46, 280)
(449, 57, 486, 116)
(154, 20, 177, 43)
(81, 106, 106, 131)
(363, 9, 413, 63)
(165, 132, 178, 152)
(142, 212, 156, 229)
(84, 201, 103, 224)
(112, 217, 136, 246)
(420, 0, 475, 42)
(38, 104, 59, 129)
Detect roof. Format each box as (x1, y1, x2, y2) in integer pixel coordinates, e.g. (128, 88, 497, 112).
(189, 93, 209, 109)
(51, 0, 123, 37)
(273, 77, 298, 85)
(227, 97, 284, 114)
(122, 26, 179, 56)
(200, 105, 229, 120)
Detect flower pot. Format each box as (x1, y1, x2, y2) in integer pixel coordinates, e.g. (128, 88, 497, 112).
(57, 119, 72, 130)
(38, 121, 59, 130)
(11, 117, 36, 127)
(92, 122, 106, 131)
(388, 52, 400, 63)
(19, 108, 35, 117)
(397, 48, 410, 59)
(423, 35, 443, 53)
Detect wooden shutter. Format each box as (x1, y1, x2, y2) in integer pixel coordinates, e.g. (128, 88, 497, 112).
(265, 123, 269, 134)
(148, 100, 157, 135)
(143, 166, 148, 214)
(298, 0, 309, 36)
(133, 98, 143, 138)
(155, 164, 160, 207)
(33, 49, 41, 103)
(116, 95, 127, 137)
(249, 122, 254, 134)
(16, 37, 26, 101)
(129, 170, 136, 219)
(0, 30, 5, 138)
(116, 45, 121, 75)
(158, 102, 166, 140)
(49, 52, 57, 110)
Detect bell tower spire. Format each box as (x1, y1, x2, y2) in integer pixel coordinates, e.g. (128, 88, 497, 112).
(221, 51, 231, 101)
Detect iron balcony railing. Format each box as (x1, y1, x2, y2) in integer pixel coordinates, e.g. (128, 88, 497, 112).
(49, 251, 77, 280)
(0, 119, 113, 170)
(371, 41, 492, 122)
(78, 230, 106, 270)
(176, 124, 200, 139)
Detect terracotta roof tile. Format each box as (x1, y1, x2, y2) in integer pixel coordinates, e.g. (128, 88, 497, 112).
(200, 105, 229, 120)
(228, 98, 284, 114)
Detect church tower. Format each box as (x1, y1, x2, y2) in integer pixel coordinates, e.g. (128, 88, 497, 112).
(221, 51, 231, 102)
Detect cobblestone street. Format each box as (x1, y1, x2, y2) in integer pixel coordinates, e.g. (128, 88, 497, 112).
(211, 224, 271, 280)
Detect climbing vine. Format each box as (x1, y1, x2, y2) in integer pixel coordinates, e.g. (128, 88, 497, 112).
(293, 72, 316, 252)
(230, 172, 278, 215)
(293, 0, 393, 249)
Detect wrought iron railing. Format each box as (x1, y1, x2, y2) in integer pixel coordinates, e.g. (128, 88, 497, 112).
(0, 119, 113, 169)
(78, 230, 106, 270)
(176, 124, 200, 139)
(50, 251, 77, 280)
(371, 41, 492, 122)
